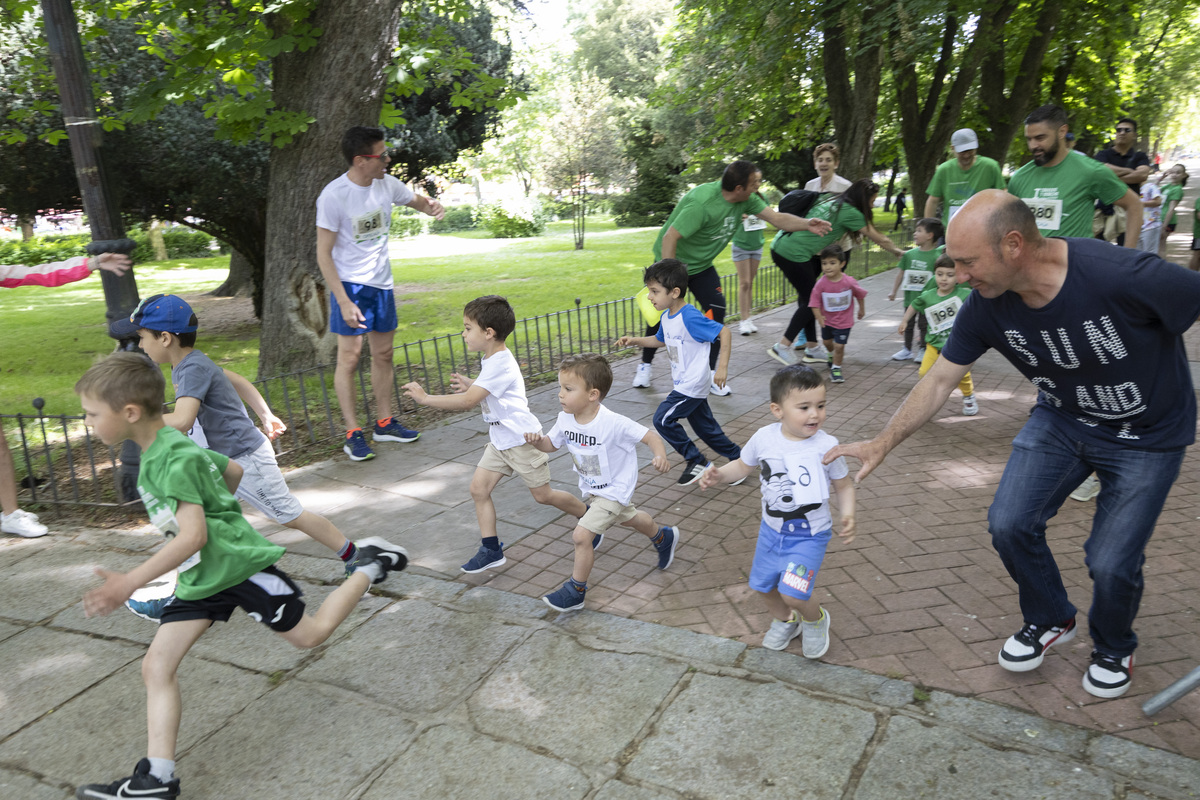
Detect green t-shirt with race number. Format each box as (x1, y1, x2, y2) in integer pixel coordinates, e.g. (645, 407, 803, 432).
(1162, 183, 1184, 226)
(770, 197, 867, 263)
(911, 283, 973, 350)
(897, 245, 944, 307)
(926, 156, 1007, 226)
(137, 426, 284, 601)
(731, 218, 765, 251)
(654, 182, 768, 274)
(1007, 151, 1128, 238)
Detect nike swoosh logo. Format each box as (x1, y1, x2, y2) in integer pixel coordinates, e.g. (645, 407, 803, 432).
(118, 778, 171, 796)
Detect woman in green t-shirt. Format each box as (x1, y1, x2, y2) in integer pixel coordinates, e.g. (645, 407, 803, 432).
(767, 179, 905, 365)
(1159, 163, 1187, 258)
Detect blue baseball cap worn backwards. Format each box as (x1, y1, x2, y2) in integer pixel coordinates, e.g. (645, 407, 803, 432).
(109, 294, 198, 338)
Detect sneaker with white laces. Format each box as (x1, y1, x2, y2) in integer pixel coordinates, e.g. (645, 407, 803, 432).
(461, 543, 506, 573)
(1, 509, 48, 538)
(1069, 474, 1100, 502)
(738, 319, 758, 335)
(891, 347, 914, 361)
(632, 363, 652, 388)
(543, 580, 586, 611)
(801, 607, 831, 659)
(962, 395, 979, 416)
(373, 418, 420, 443)
(352, 537, 410, 583)
(710, 371, 731, 396)
(767, 343, 798, 366)
(998, 618, 1076, 671)
(343, 430, 375, 461)
(1082, 650, 1134, 698)
(77, 758, 180, 799)
(677, 458, 708, 486)
(762, 613, 801, 650)
(654, 525, 680, 569)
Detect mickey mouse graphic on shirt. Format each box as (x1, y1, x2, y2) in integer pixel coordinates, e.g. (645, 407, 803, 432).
(759, 457, 821, 535)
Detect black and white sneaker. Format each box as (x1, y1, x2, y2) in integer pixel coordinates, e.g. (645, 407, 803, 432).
(998, 618, 1076, 672)
(352, 537, 409, 584)
(677, 457, 709, 486)
(77, 759, 180, 799)
(1083, 651, 1134, 698)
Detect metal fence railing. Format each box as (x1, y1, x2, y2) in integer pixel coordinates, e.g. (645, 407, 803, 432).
(2, 234, 909, 508)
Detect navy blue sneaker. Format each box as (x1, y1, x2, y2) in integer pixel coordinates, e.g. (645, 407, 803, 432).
(461, 543, 506, 573)
(344, 430, 376, 461)
(655, 525, 680, 570)
(77, 758, 180, 799)
(591, 532, 603, 550)
(350, 537, 409, 583)
(543, 580, 586, 611)
(125, 595, 172, 622)
(373, 418, 420, 443)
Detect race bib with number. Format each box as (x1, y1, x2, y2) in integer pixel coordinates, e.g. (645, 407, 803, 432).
(743, 214, 767, 231)
(822, 289, 852, 313)
(901, 269, 931, 292)
(924, 294, 963, 334)
(1021, 197, 1063, 230)
(352, 208, 387, 243)
(783, 451, 829, 508)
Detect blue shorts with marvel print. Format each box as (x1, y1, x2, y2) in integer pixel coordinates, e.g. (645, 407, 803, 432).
(748, 518, 833, 601)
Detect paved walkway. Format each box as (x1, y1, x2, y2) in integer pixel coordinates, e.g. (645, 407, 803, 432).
(3, 240, 1199, 799)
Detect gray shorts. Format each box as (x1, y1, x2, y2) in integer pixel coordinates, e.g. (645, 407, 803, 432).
(233, 438, 305, 524)
(732, 246, 763, 262)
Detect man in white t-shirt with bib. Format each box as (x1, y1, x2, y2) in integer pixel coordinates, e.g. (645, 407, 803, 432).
(316, 126, 445, 462)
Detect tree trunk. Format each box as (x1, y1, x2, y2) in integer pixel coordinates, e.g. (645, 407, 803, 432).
(148, 219, 168, 261)
(208, 248, 255, 298)
(258, 0, 404, 377)
(976, 0, 1066, 163)
(822, 1, 886, 180)
(18, 214, 34, 241)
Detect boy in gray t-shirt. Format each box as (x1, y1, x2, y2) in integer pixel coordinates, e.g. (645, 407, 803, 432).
(111, 294, 404, 618)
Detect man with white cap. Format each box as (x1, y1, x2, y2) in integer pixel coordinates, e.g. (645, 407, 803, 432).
(924, 128, 1007, 227)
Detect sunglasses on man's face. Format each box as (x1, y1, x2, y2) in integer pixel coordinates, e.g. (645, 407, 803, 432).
(1116, 127, 1134, 133)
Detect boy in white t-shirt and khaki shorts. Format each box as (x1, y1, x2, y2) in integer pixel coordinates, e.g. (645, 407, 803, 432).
(403, 296, 588, 574)
(316, 126, 445, 462)
(525, 354, 680, 611)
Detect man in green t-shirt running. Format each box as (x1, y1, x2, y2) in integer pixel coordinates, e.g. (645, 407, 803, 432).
(924, 128, 1007, 227)
(1007, 104, 1142, 248)
(633, 161, 832, 392)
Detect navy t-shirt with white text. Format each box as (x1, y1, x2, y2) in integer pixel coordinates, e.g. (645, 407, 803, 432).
(941, 237, 1200, 449)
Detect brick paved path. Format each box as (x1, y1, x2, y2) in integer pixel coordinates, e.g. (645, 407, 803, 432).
(462, 243, 1200, 761)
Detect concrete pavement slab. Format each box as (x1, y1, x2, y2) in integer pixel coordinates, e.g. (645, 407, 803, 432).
(456, 585, 552, 619)
(0, 658, 269, 785)
(921, 690, 1092, 758)
(1085, 735, 1200, 799)
(0, 548, 146, 623)
(298, 597, 528, 714)
(0, 535, 53, 569)
(0, 628, 140, 738)
(179, 680, 416, 800)
(469, 629, 687, 765)
(624, 672, 877, 799)
(407, 504, 539, 576)
(0, 768, 67, 800)
(361, 723, 591, 800)
(741, 648, 918, 708)
(309, 449, 448, 491)
(593, 780, 680, 800)
(854, 715, 1114, 800)
(0, 619, 22, 643)
(552, 610, 746, 666)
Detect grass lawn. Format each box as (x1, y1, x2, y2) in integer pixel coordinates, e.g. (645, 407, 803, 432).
(1, 212, 906, 415)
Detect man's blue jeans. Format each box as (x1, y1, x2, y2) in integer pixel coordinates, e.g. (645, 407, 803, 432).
(988, 409, 1185, 658)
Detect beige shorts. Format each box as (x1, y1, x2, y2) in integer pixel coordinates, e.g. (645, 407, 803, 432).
(579, 496, 639, 534)
(477, 442, 551, 489)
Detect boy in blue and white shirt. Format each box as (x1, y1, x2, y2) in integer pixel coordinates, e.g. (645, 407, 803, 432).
(617, 259, 741, 486)
(525, 354, 678, 612)
(700, 365, 856, 658)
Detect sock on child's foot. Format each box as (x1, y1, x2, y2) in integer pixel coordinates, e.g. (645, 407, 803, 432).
(354, 561, 384, 584)
(651, 529, 666, 547)
(147, 758, 175, 783)
(337, 540, 358, 563)
(569, 578, 586, 593)
(481, 536, 501, 551)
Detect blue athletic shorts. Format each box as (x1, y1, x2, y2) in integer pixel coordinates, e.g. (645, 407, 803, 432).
(748, 519, 832, 600)
(820, 326, 852, 345)
(330, 282, 398, 336)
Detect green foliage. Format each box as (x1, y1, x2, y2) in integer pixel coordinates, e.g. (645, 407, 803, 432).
(480, 200, 545, 238)
(428, 205, 479, 232)
(0, 229, 215, 265)
(389, 211, 425, 239)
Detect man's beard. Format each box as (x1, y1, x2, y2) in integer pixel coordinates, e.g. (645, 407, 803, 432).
(1032, 138, 1060, 167)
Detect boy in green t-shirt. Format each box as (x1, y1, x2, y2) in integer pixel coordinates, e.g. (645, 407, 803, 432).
(73, 352, 408, 800)
(887, 217, 945, 362)
(898, 255, 978, 416)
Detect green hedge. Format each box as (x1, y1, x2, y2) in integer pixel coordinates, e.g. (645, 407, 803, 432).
(0, 228, 218, 265)
(389, 211, 425, 238)
(480, 201, 545, 238)
(428, 205, 479, 233)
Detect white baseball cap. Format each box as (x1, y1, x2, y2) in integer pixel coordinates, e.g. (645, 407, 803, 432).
(951, 128, 979, 152)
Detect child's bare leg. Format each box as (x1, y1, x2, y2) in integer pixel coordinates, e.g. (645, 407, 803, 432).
(831, 342, 846, 366)
(822, 337, 835, 357)
(279, 571, 371, 649)
(529, 483, 587, 517)
(570, 524, 598, 583)
(761, 588, 821, 622)
(620, 510, 657, 539)
(284, 509, 348, 553)
(469, 467, 505, 540)
(760, 588, 795, 621)
(143, 619, 210, 760)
